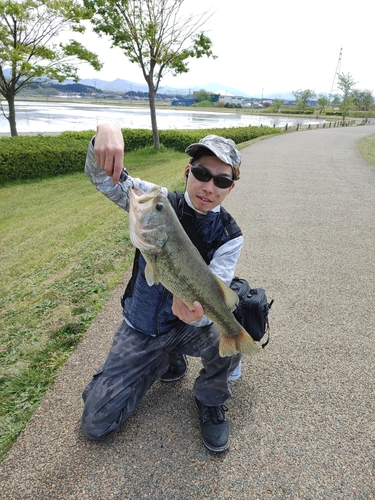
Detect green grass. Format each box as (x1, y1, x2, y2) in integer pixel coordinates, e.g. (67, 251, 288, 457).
(0, 145, 187, 462)
(358, 134, 375, 169)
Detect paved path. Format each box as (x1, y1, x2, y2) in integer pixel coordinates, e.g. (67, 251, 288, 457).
(1, 125, 375, 500)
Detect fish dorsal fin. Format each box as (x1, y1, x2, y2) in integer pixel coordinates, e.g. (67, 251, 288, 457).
(214, 275, 239, 312)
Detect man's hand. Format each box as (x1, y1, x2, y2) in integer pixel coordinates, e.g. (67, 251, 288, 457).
(94, 123, 124, 184)
(172, 296, 204, 322)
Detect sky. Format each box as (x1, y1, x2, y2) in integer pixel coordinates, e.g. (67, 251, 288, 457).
(72, 0, 374, 97)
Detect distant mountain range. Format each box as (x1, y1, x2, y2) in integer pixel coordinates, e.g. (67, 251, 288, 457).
(77, 77, 297, 101)
(77, 77, 256, 97)
(2, 67, 298, 100)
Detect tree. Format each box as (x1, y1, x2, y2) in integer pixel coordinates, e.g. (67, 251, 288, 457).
(316, 94, 330, 114)
(330, 93, 341, 109)
(337, 72, 356, 121)
(271, 98, 283, 112)
(292, 89, 317, 110)
(351, 89, 374, 111)
(0, 0, 102, 136)
(85, 0, 216, 149)
(193, 89, 211, 102)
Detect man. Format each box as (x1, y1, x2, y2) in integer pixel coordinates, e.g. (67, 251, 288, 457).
(81, 123, 243, 452)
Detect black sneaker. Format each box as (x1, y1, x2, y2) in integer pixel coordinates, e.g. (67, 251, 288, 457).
(195, 397, 230, 452)
(160, 353, 188, 382)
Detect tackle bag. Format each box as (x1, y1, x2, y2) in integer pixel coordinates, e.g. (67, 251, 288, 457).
(230, 277, 273, 348)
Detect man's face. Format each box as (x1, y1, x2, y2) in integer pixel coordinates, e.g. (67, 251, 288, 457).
(186, 155, 235, 213)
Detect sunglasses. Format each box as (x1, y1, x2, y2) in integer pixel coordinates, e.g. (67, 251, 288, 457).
(190, 165, 234, 189)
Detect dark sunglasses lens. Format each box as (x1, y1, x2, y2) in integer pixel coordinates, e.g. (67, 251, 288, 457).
(214, 177, 233, 188)
(191, 166, 210, 182)
(191, 166, 233, 189)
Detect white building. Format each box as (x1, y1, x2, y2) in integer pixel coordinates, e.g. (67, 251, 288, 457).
(211, 90, 243, 107)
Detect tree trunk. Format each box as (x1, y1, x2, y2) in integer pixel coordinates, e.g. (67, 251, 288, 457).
(7, 95, 18, 137)
(147, 83, 160, 150)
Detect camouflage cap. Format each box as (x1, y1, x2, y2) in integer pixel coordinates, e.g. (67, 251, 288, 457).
(185, 134, 241, 180)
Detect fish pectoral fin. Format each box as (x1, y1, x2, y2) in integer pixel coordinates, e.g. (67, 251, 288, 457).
(144, 261, 160, 286)
(219, 328, 261, 357)
(214, 275, 239, 312)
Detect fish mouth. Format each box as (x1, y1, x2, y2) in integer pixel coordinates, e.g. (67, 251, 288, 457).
(129, 186, 161, 206)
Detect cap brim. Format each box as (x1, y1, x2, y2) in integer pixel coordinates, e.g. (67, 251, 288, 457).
(185, 143, 215, 157)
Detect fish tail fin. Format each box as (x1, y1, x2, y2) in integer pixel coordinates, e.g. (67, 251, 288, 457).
(219, 334, 238, 357)
(219, 328, 260, 357)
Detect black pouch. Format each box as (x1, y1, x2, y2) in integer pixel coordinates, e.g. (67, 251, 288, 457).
(230, 277, 273, 348)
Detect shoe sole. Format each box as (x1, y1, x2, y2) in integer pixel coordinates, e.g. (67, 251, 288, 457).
(202, 436, 230, 453)
(159, 356, 188, 382)
(159, 371, 187, 382)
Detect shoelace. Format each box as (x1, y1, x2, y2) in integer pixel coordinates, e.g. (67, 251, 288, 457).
(202, 404, 228, 424)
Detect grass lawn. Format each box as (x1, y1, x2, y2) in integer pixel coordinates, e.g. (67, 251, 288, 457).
(358, 133, 375, 169)
(0, 145, 187, 461)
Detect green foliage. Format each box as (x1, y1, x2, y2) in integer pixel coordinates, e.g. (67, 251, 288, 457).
(351, 89, 374, 111)
(337, 73, 357, 121)
(193, 100, 212, 107)
(0, 135, 90, 184)
(358, 135, 375, 169)
(0, 126, 281, 184)
(292, 89, 317, 110)
(84, 0, 216, 148)
(85, 0, 215, 90)
(271, 99, 284, 112)
(278, 109, 315, 115)
(0, 0, 102, 135)
(317, 94, 330, 114)
(193, 89, 211, 102)
(224, 103, 242, 108)
(347, 110, 375, 119)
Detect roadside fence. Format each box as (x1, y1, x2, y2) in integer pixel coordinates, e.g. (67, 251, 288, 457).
(280, 118, 374, 132)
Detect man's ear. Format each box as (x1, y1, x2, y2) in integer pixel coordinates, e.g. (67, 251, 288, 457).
(184, 165, 190, 179)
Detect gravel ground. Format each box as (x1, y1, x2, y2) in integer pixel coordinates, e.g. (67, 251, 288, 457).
(1, 125, 374, 500)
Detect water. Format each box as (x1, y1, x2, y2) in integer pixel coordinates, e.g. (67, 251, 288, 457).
(0, 99, 327, 134)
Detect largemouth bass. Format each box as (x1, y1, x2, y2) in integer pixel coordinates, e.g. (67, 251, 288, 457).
(128, 186, 260, 357)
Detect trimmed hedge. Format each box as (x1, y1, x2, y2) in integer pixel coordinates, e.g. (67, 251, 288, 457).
(0, 126, 281, 184)
(278, 109, 315, 115)
(0, 135, 90, 184)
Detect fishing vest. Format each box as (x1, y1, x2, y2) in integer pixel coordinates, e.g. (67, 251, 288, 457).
(121, 190, 242, 336)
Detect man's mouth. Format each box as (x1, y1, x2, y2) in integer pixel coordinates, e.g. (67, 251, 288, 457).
(197, 195, 212, 204)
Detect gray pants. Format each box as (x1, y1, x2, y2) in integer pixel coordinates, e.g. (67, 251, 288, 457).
(81, 320, 241, 440)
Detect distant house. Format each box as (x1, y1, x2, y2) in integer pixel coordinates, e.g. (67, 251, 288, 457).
(171, 97, 198, 106)
(210, 91, 243, 107)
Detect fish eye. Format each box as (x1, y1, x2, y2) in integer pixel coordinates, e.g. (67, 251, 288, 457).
(156, 203, 164, 211)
